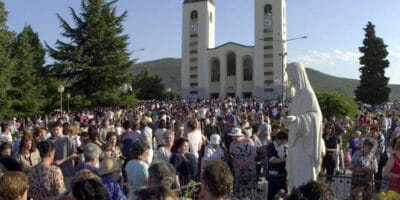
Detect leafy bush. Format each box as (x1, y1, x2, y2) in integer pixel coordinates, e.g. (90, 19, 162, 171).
(316, 91, 358, 120)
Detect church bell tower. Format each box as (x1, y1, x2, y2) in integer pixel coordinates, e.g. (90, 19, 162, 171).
(254, 0, 286, 99)
(181, 0, 215, 99)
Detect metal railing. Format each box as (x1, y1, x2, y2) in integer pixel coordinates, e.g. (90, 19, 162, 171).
(320, 174, 400, 200)
(174, 174, 400, 200)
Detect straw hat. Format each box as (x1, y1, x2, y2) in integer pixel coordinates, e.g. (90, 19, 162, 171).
(98, 157, 122, 175)
(228, 127, 244, 137)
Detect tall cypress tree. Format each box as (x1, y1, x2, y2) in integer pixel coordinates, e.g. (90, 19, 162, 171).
(10, 26, 46, 116)
(355, 22, 390, 105)
(0, 2, 15, 119)
(47, 0, 136, 108)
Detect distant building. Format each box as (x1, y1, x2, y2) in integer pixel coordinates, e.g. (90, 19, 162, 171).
(181, 0, 287, 99)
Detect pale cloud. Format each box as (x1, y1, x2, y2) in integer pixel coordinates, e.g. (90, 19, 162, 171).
(332, 49, 360, 63)
(289, 48, 400, 84)
(289, 49, 360, 68)
(388, 46, 400, 61)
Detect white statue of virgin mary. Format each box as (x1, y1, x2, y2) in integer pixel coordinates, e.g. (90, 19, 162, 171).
(284, 62, 325, 190)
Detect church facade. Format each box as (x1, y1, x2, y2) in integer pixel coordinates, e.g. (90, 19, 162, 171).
(181, 0, 287, 99)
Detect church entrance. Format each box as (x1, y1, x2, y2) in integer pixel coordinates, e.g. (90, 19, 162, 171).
(210, 93, 219, 99)
(226, 93, 235, 98)
(243, 92, 252, 98)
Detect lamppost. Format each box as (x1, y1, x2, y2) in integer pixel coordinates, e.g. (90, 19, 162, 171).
(277, 36, 307, 102)
(132, 48, 145, 53)
(57, 85, 65, 114)
(66, 92, 71, 113)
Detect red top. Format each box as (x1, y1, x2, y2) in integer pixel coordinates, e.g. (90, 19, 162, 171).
(389, 153, 400, 193)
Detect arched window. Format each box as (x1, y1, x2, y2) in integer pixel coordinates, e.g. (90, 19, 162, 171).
(227, 52, 236, 76)
(264, 4, 272, 15)
(210, 58, 220, 82)
(243, 56, 253, 81)
(209, 12, 213, 23)
(191, 10, 198, 21)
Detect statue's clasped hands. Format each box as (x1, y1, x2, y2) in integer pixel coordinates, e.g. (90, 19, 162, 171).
(282, 115, 297, 124)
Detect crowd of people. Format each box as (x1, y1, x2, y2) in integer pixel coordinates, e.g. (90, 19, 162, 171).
(5, 97, 398, 199)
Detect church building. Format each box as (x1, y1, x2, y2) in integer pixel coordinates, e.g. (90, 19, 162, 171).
(181, 0, 287, 99)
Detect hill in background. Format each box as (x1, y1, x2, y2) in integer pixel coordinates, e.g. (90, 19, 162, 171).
(131, 58, 400, 100)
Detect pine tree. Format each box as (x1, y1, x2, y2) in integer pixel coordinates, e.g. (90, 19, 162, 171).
(47, 0, 136, 108)
(0, 2, 15, 119)
(355, 22, 390, 105)
(10, 26, 46, 116)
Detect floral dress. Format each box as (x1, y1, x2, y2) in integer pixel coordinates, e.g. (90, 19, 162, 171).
(229, 138, 256, 199)
(28, 163, 66, 200)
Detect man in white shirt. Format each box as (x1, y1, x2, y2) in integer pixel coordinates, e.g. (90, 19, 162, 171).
(187, 119, 203, 160)
(199, 104, 209, 131)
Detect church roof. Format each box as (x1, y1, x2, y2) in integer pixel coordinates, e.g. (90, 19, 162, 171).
(208, 42, 254, 50)
(183, 0, 214, 4)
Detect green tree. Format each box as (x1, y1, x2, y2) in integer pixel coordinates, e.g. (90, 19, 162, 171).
(132, 67, 165, 100)
(9, 26, 46, 117)
(47, 0, 136, 108)
(355, 21, 390, 105)
(316, 91, 358, 120)
(0, 2, 15, 119)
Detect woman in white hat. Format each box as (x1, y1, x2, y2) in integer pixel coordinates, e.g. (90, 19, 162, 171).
(202, 134, 225, 170)
(228, 127, 256, 199)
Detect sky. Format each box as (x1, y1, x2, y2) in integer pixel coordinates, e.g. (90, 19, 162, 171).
(4, 0, 400, 84)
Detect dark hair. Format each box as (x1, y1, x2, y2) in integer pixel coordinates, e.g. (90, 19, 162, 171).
(252, 124, 260, 134)
(271, 125, 281, 131)
(0, 156, 22, 172)
(0, 143, 12, 155)
(132, 121, 139, 130)
(131, 141, 150, 160)
(32, 126, 43, 138)
(37, 140, 55, 158)
(324, 123, 335, 134)
(363, 138, 376, 148)
(103, 143, 113, 152)
(72, 178, 109, 200)
(54, 121, 63, 128)
(88, 125, 99, 141)
(202, 160, 233, 198)
(0, 122, 10, 132)
(174, 121, 184, 129)
(171, 137, 189, 153)
(276, 131, 288, 141)
(158, 119, 167, 129)
(19, 132, 37, 153)
(63, 122, 70, 135)
(135, 186, 178, 200)
(122, 121, 131, 130)
(287, 180, 335, 200)
(370, 126, 379, 132)
(140, 120, 147, 129)
(88, 119, 95, 125)
(105, 131, 117, 141)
